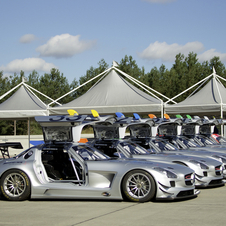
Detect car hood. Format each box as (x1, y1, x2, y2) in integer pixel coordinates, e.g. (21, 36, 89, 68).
(132, 153, 222, 166)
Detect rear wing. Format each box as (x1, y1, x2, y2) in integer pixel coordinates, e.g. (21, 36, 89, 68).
(0, 142, 23, 159)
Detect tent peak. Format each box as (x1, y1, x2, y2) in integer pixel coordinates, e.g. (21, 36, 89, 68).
(112, 61, 119, 67)
(22, 76, 28, 83)
(213, 66, 216, 74)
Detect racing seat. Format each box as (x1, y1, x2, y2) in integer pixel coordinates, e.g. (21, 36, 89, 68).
(42, 154, 63, 180)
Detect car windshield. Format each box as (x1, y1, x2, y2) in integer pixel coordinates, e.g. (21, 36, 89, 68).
(120, 142, 149, 155)
(195, 135, 217, 146)
(151, 139, 178, 151)
(212, 135, 226, 144)
(72, 145, 110, 160)
(43, 126, 72, 142)
(178, 136, 200, 147)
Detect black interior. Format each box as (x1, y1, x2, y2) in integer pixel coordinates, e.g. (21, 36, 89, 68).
(41, 146, 81, 180)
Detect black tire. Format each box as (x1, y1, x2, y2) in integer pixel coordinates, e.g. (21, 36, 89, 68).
(0, 169, 31, 201)
(122, 170, 156, 202)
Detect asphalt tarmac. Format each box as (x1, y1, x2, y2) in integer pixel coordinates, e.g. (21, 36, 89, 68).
(0, 185, 225, 226)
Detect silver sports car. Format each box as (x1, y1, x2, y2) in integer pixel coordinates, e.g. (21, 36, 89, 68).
(91, 124, 224, 188)
(0, 114, 199, 202)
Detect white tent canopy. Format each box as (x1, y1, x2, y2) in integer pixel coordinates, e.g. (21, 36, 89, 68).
(0, 86, 48, 119)
(0, 79, 56, 146)
(165, 68, 226, 118)
(49, 66, 167, 116)
(0, 81, 54, 119)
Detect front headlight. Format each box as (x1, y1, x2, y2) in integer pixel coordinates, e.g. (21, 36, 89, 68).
(189, 160, 209, 169)
(153, 167, 177, 178)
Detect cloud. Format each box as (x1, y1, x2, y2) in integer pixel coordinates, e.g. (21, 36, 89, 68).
(139, 41, 226, 63)
(139, 41, 205, 62)
(198, 49, 226, 62)
(141, 0, 177, 3)
(20, 34, 36, 43)
(0, 58, 57, 73)
(36, 33, 96, 58)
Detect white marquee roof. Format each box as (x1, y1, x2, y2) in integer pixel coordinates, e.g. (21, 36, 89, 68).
(165, 68, 226, 117)
(50, 67, 165, 116)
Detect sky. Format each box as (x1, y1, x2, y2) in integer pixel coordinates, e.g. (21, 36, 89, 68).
(1, 0, 226, 84)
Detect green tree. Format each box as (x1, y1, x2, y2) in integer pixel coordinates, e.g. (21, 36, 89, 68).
(183, 52, 202, 97)
(38, 68, 72, 105)
(200, 60, 211, 79)
(9, 72, 22, 89)
(75, 59, 109, 97)
(27, 70, 40, 89)
(69, 78, 79, 99)
(172, 53, 188, 93)
(209, 56, 226, 77)
(170, 52, 203, 101)
(119, 55, 144, 80)
(166, 68, 180, 99)
(0, 71, 11, 103)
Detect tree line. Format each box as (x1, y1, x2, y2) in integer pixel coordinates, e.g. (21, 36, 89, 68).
(0, 52, 225, 135)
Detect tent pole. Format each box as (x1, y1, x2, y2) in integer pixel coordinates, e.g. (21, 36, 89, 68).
(221, 105, 223, 136)
(214, 74, 224, 136)
(28, 118, 30, 148)
(14, 120, 16, 135)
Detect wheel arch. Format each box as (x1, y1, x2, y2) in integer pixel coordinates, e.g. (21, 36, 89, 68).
(120, 168, 157, 201)
(0, 168, 31, 182)
(0, 168, 32, 193)
(0, 168, 32, 201)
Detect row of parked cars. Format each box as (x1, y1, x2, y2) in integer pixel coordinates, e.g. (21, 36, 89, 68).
(0, 110, 225, 202)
